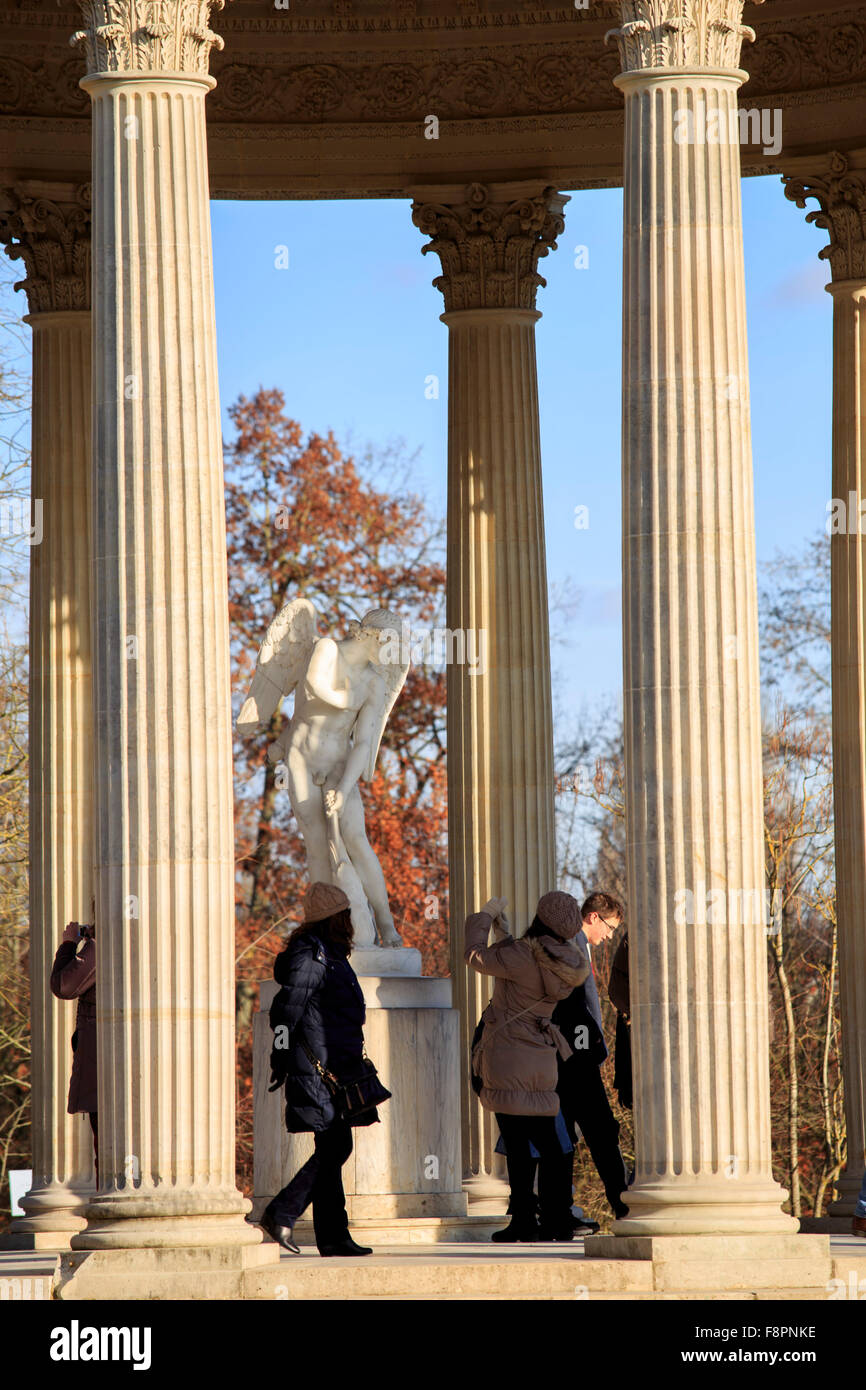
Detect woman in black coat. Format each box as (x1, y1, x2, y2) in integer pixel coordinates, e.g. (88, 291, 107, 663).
(260, 881, 376, 1257)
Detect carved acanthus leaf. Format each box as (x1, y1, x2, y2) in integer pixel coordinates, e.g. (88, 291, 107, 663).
(71, 1, 228, 77)
(782, 152, 866, 283)
(0, 184, 91, 313)
(411, 182, 567, 312)
(605, 0, 762, 74)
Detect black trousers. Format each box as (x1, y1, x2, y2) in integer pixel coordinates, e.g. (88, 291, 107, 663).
(494, 1112, 574, 1228)
(558, 1056, 629, 1218)
(88, 1111, 98, 1189)
(269, 1120, 353, 1250)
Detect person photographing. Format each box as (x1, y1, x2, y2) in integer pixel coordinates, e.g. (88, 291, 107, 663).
(50, 910, 97, 1183)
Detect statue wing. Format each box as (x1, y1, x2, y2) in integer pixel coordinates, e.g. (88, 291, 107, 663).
(362, 652, 410, 782)
(236, 596, 318, 733)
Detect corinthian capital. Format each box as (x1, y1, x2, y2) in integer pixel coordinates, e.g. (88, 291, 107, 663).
(606, 0, 761, 75)
(0, 185, 91, 314)
(411, 182, 568, 313)
(783, 153, 866, 284)
(71, 1, 227, 78)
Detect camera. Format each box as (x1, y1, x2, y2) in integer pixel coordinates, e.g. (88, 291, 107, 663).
(78, 924, 95, 940)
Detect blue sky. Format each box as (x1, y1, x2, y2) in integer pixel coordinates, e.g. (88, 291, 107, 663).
(210, 175, 832, 721)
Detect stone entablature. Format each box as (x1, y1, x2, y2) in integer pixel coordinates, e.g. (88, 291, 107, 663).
(0, 3, 865, 196)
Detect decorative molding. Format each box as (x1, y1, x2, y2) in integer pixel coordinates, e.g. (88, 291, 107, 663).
(0, 183, 91, 312)
(605, 0, 761, 75)
(70, 1, 228, 78)
(411, 182, 567, 311)
(783, 152, 866, 283)
(3, 11, 866, 123)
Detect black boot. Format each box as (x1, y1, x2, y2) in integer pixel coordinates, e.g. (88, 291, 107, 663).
(318, 1235, 373, 1257)
(490, 1213, 540, 1243)
(260, 1205, 300, 1254)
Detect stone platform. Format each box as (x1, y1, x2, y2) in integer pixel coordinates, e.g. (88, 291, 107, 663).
(3, 1235, 864, 1301)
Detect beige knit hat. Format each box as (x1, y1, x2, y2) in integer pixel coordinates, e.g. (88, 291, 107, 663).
(302, 881, 351, 924)
(535, 890, 582, 940)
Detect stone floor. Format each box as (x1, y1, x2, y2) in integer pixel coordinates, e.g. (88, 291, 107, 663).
(2, 1234, 864, 1301)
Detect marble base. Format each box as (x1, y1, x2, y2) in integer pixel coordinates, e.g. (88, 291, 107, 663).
(349, 946, 422, 977)
(56, 1241, 279, 1301)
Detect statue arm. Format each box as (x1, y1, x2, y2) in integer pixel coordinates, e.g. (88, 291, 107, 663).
(304, 638, 352, 709)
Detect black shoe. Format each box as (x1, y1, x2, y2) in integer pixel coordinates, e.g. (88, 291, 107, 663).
(259, 1206, 300, 1254)
(318, 1236, 373, 1256)
(537, 1224, 576, 1242)
(570, 1215, 600, 1235)
(490, 1218, 540, 1243)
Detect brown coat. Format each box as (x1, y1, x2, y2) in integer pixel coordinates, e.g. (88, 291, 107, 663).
(465, 911, 590, 1117)
(50, 939, 96, 1114)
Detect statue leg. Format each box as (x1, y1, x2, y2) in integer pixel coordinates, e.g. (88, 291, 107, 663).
(339, 786, 402, 947)
(287, 750, 332, 884)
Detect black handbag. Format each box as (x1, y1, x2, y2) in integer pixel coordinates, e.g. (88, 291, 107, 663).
(302, 1039, 392, 1121)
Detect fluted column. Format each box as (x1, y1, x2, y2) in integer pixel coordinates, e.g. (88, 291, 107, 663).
(0, 185, 95, 1246)
(66, 1, 259, 1256)
(610, 1, 793, 1234)
(412, 183, 566, 1201)
(783, 153, 866, 1219)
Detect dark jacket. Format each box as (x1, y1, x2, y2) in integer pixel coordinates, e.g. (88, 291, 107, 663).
(269, 930, 377, 1133)
(50, 939, 96, 1114)
(552, 929, 608, 1067)
(608, 931, 630, 1017)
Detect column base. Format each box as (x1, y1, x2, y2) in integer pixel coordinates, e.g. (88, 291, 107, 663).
(462, 1173, 510, 1215)
(0, 1228, 83, 1252)
(613, 1176, 798, 1236)
(57, 1239, 279, 1301)
(0, 1181, 95, 1248)
(584, 1233, 832, 1292)
(71, 1192, 261, 1251)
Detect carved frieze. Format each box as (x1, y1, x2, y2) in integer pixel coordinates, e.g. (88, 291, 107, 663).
(0, 184, 91, 312)
(70, 1, 228, 77)
(605, 0, 760, 75)
(783, 152, 866, 284)
(411, 182, 567, 312)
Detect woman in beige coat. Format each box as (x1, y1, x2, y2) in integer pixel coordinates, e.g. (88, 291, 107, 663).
(465, 890, 589, 1241)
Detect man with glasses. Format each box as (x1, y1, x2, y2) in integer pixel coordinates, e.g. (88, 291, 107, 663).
(546, 892, 631, 1232)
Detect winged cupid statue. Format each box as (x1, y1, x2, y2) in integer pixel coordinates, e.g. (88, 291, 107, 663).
(237, 601, 409, 948)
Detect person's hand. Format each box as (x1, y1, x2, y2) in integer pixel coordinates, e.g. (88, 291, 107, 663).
(62, 922, 80, 944)
(480, 896, 508, 921)
(325, 788, 344, 817)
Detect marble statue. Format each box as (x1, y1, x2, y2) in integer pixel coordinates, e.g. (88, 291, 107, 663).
(237, 600, 409, 947)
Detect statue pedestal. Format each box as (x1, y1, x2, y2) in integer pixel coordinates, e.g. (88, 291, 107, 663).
(252, 967, 468, 1234)
(349, 945, 422, 977)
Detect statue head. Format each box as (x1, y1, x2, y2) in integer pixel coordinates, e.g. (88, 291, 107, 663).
(347, 607, 405, 663)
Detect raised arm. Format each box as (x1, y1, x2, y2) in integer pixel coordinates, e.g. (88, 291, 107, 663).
(303, 637, 353, 710)
(464, 908, 519, 979)
(50, 936, 95, 1000)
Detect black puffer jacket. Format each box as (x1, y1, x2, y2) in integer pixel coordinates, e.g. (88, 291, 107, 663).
(269, 930, 378, 1133)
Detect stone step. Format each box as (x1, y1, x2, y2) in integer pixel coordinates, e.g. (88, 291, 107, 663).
(245, 1244, 654, 1299)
